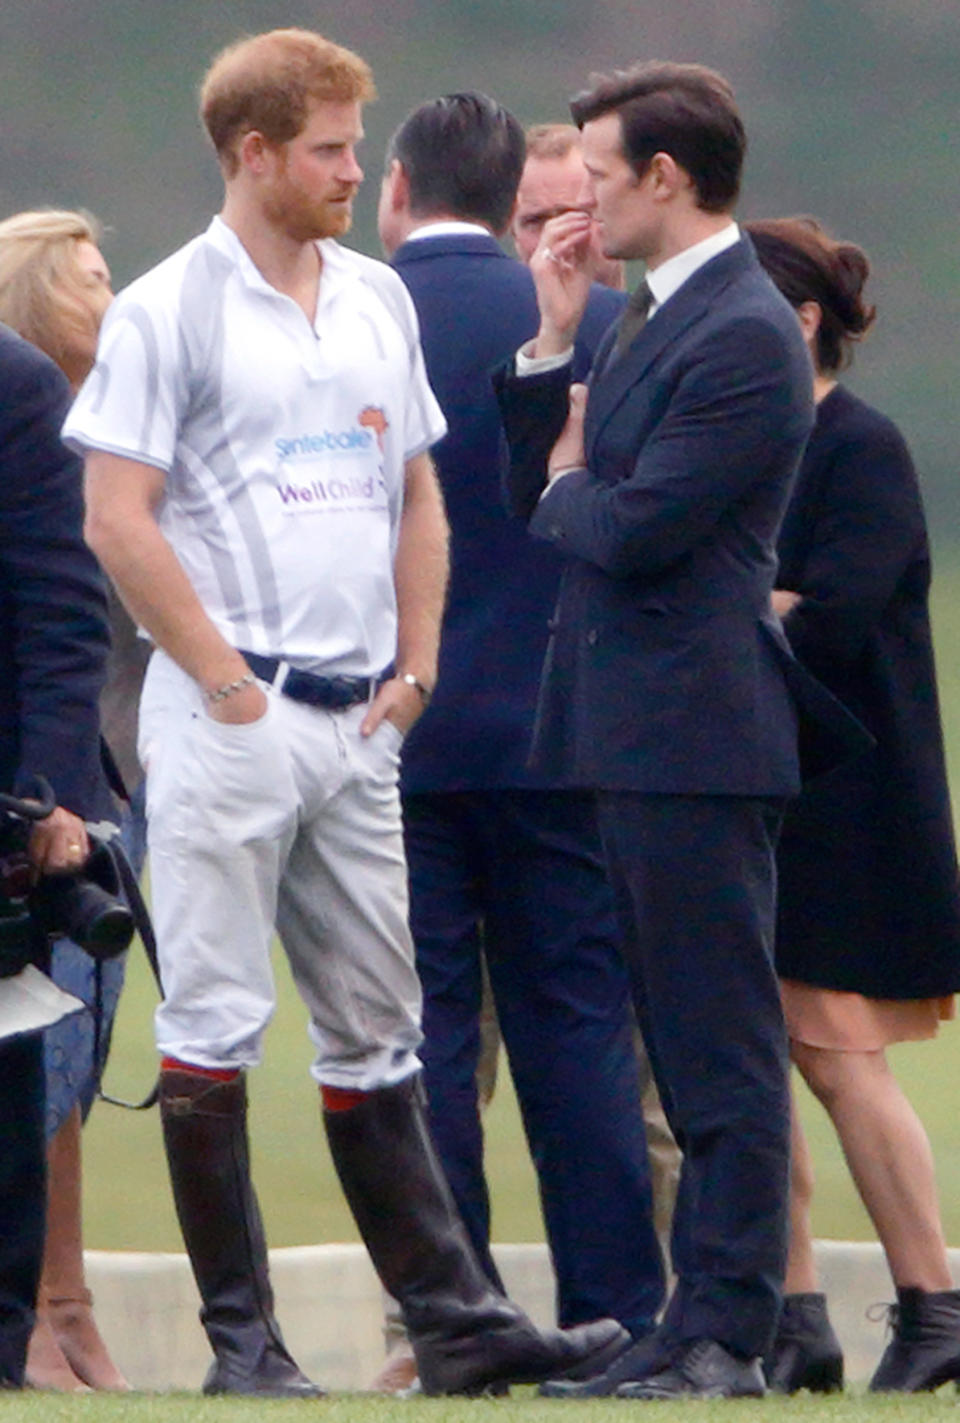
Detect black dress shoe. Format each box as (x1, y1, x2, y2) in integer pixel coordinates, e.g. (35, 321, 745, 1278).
(418, 1315, 630, 1395)
(870, 1288, 960, 1392)
(764, 1292, 844, 1393)
(616, 1338, 766, 1399)
(538, 1332, 667, 1397)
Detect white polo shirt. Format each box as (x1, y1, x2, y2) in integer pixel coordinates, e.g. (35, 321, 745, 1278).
(64, 217, 447, 676)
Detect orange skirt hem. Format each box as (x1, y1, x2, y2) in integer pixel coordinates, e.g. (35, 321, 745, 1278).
(779, 979, 955, 1052)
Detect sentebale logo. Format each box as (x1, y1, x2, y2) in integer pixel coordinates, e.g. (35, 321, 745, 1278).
(275, 426, 375, 461)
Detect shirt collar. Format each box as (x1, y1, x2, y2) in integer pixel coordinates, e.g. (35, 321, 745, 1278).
(403, 220, 493, 243)
(645, 222, 740, 314)
(205, 216, 359, 300)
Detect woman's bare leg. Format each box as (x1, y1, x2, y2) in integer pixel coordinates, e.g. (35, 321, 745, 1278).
(792, 1042, 951, 1291)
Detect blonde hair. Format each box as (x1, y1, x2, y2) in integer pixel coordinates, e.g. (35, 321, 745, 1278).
(200, 28, 376, 176)
(524, 123, 581, 161)
(0, 208, 103, 372)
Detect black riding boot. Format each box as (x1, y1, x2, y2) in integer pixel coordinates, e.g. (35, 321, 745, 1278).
(764, 1292, 844, 1393)
(160, 1068, 322, 1397)
(870, 1287, 960, 1392)
(322, 1075, 628, 1395)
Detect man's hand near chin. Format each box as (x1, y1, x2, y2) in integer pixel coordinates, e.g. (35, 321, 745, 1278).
(530, 212, 595, 358)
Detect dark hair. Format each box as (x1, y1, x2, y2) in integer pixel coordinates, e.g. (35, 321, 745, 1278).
(569, 61, 745, 212)
(746, 217, 876, 373)
(386, 92, 525, 234)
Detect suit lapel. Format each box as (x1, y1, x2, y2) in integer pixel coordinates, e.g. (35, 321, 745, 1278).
(585, 238, 757, 460)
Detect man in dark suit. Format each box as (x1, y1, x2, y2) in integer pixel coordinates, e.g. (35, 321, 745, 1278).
(377, 91, 664, 1363)
(0, 324, 111, 1385)
(513, 119, 682, 1280)
(495, 63, 817, 1399)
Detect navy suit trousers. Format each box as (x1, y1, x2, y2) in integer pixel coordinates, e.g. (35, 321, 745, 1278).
(595, 792, 790, 1358)
(0, 1031, 45, 1385)
(404, 788, 664, 1337)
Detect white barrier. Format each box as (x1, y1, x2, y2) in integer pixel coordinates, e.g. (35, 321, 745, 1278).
(83, 1240, 960, 1392)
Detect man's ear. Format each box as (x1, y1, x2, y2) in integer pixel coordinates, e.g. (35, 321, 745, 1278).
(237, 129, 273, 176)
(386, 158, 410, 213)
(648, 151, 683, 201)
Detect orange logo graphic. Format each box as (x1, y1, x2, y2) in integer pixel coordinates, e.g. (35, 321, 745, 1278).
(358, 405, 389, 453)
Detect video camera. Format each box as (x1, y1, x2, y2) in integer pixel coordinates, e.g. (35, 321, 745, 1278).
(0, 778, 134, 978)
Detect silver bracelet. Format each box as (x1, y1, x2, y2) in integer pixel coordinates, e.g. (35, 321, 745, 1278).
(399, 672, 432, 705)
(207, 671, 257, 703)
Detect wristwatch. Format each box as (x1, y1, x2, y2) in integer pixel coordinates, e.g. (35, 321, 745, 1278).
(399, 672, 432, 705)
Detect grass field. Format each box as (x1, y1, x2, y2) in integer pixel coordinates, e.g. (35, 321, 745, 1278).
(82, 934, 960, 1253)
(81, 553, 960, 1256)
(3, 1390, 960, 1422)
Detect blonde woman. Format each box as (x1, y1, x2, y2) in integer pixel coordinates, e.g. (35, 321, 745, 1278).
(0, 210, 112, 388)
(0, 208, 131, 1392)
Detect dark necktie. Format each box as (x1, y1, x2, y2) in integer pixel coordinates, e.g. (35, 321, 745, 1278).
(610, 278, 654, 363)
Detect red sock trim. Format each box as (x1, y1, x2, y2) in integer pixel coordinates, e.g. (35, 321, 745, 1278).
(161, 1056, 239, 1082)
(321, 1085, 369, 1112)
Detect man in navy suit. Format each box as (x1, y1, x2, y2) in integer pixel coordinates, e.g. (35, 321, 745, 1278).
(513, 119, 682, 1279)
(378, 92, 664, 1359)
(0, 325, 111, 1385)
(495, 64, 819, 1398)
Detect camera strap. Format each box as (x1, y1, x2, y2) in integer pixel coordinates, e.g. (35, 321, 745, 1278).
(96, 841, 163, 1111)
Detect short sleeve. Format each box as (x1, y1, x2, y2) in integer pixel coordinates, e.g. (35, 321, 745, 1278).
(62, 291, 185, 473)
(391, 278, 447, 461)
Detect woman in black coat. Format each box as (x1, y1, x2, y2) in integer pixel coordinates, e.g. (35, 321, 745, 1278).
(748, 217, 960, 1395)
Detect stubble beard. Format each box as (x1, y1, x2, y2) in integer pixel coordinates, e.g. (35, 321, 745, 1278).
(264, 183, 355, 243)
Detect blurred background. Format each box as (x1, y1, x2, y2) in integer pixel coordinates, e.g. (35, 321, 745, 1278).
(1, 0, 957, 539)
(2, 0, 959, 1253)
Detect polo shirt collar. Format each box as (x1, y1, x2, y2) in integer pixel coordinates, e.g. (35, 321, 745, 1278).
(205, 216, 361, 304)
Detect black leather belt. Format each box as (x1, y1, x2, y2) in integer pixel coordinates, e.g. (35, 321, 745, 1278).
(240, 652, 390, 710)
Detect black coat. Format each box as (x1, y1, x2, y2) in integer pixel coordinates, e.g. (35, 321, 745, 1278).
(775, 384, 960, 998)
(0, 324, 111, 820)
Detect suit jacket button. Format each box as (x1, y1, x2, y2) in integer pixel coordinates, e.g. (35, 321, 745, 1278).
(586, 628, 599, 646)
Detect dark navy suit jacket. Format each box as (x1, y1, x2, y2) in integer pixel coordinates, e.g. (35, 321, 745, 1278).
(0, 325, 111, 1383)
(495, 237, 863, 794)
(0, 325, 110, 819)
(392, 232, 624, 792)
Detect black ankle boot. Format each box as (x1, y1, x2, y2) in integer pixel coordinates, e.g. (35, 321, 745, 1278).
(322, 1076, 629, 1395)
(160, 1069, 322, 1397)
(763, 1292, 843, 1393)
(870, 1287, 960, 1392)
